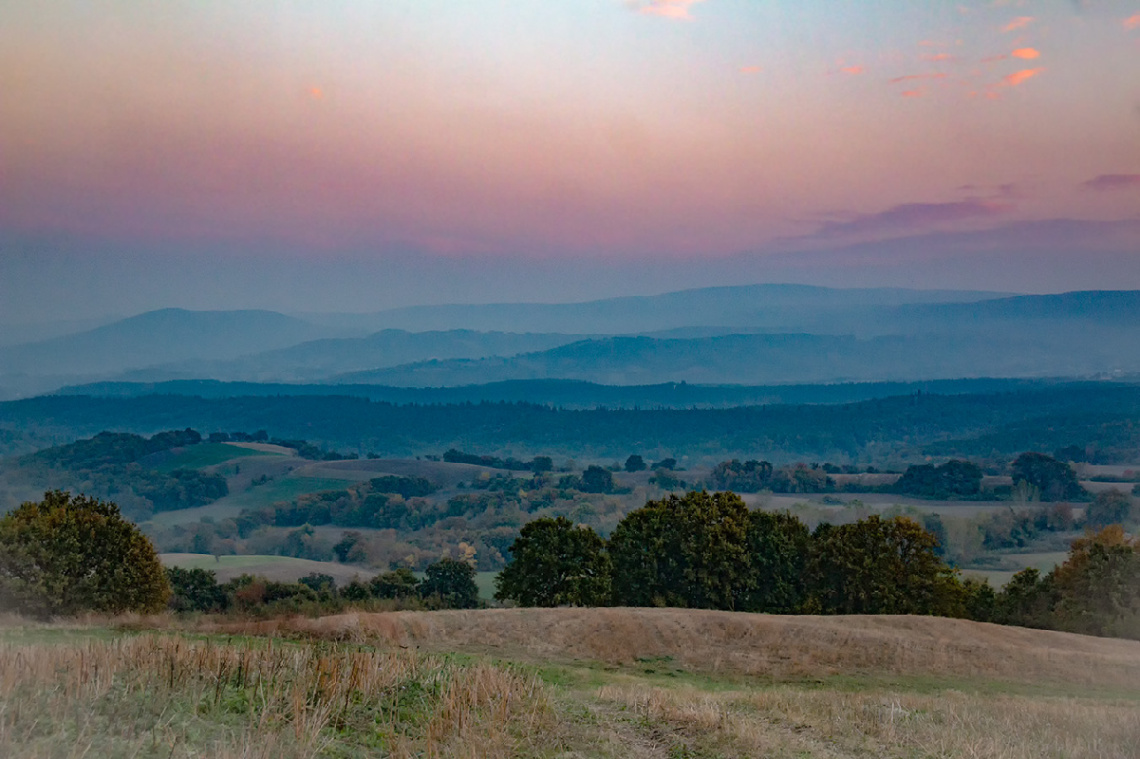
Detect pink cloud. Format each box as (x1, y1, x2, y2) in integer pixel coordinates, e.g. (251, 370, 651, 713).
(1125, 14, 1140, 30)
(901, 90, 923, 98)
(840, 65, 865, 75)
(815, 199, 1011, 239)
(1002, 16, 1034, 32)
(1082, 174, 1140, 191)
(1011, 48, 1040, 60)
(739, 65, 763, 74)
(1004, 67, 1044, 86)
(635, 0, 707, 20)
(889, 73, 948, 84)
(921, 53, 955, 62)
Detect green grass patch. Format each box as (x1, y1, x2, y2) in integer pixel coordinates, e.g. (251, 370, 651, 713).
(150, 476, 357, 525)
(152, 443, 275, 472)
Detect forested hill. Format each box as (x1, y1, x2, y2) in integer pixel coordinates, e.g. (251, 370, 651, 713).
(2, 382, 1139, 462)
(56, 377, 1056, 408)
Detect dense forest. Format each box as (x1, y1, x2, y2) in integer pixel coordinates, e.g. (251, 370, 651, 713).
(3, 382, 1140, 462)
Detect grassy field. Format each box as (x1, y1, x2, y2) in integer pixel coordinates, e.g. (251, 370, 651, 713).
(151, 442, 279, 472)
(149, 476, 357, 526)
(2, 609, 1138, 758)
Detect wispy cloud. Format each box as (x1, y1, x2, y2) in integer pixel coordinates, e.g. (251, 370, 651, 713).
(1011, 47, 1040, 59)
(632, 0, 708, 20)
(1125, 13, 1140, 30)
(840, 65, 865, 75)
(1004, 67, 1044, 86)
(921, 53, 956, 62)
(901, 89, 923, 98)
(889, 73, 948, 84)
(1002, 16, 1034, 32)
(1082, 174, 1140, 191)
(739, 65, 763, 74)
(815, 199, 1011, 238)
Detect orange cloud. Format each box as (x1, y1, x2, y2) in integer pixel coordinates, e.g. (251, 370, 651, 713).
(901, 90, 923, 98)
(309, 86, 323, 99)
(1125, 14, 1140, 30)
(1011, 48, 1040, 59)
(739, 65, 763, 74)
(1004, 67, 1044, 86)
(889, 73, 948, 84)
(921, 53, 955, 61)
(840, 65, 865, 75)
(1002, 16, 1034, 32)
(636, 0, 707, 20)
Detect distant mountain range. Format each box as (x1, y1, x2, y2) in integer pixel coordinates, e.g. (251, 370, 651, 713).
(2, 285, 1139, 399)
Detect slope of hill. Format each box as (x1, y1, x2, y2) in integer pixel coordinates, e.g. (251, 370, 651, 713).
(323, 283, 1008, 334)
(0, 309, 338, 377)
(117, 329, 588, 383)
(224, 607, 1140, 688)
(332, 328, 1140, 386)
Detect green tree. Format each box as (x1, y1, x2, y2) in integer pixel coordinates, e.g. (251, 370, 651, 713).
(609, 491, 751, 610)
(0, 491, 170, 617)
(495, 517, 611, 606)
(1050, 526, 1140, 639)
(419, 557, 479, 609)
(807, 515, 960, 616)
(624, 454, 647, 473)
(167, 567, 227, 613)
(1010, 452, 1084, 502)
(579, 465, 615, 493)
(740, 510, 810, 613)
(370, 567, 420, 599)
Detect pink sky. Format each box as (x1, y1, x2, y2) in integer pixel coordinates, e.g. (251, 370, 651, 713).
(1, 1, 1139, 319)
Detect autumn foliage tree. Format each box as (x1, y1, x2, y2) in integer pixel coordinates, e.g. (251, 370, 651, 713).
(0, 491, 170, 617)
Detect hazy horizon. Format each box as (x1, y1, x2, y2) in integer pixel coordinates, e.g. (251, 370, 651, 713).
(3, 1, 1139, 324)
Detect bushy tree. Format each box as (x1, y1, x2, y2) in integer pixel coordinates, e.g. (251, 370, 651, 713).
(740, 510, 810, 613)
(1011, 452, 1084, 502)
(609, 491, 751, 610)
(0, 491, 170, 617)
(894, 460, 982, 498)
(579, 465, 615, 493)
(167, 566, 227, 613)
(495, 517, 610, 606)
(1050, 526, 1140, 638)
(370, 567, 420, 599)
(807, 515, 960, 616)
(624, 455, 647, 473)
(419, 557, 479, 609)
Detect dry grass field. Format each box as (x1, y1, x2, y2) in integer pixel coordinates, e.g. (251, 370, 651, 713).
(3, 609, 1138, 757)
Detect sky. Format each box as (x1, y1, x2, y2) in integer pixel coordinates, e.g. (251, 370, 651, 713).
(2, 0, 1139, 323)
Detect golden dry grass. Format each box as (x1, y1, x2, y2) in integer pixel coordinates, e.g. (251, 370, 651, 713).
(0, 633, 555, 758)
(201, 607, 1140, 690)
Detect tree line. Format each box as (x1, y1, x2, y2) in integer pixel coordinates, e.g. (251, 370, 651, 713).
(493, 491, 1140, 640)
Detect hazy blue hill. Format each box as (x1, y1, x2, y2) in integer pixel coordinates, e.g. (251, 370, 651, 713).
(0, 309, 337, 377)
(54, 377, 1060, 409)
(331, 327, 1140, 387)
(897, 290, 1140, 323)
(311, 284, 1009, 334)
(117, 329, 588, 383)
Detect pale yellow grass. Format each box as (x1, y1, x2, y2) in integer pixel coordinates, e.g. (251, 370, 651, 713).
(204, 607, 1140, 690)
(595, 683, 1140, 758)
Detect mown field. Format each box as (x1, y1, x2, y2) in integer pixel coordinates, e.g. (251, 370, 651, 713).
(2, 609, 1138, 758)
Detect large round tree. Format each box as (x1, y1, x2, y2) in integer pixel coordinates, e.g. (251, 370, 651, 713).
(494, 516, 611, 607)
(0, 490, 170, 617)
